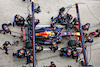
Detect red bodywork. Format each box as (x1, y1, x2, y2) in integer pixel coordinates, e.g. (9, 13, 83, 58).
(22, 29, 26, 41)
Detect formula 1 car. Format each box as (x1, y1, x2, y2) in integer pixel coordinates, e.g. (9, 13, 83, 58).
(21, 21, 80, 53)
(35, 26, 80, 45)
(21, 26, 61, 45)
(21, 24, 80, 47)
(0, 23, 12, 34)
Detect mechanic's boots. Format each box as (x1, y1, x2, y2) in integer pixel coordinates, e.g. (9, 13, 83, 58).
(5, 52, 8, 55)
(34, 6, 41, 13)
(54, 49, 56, 52)
(51, 17, 53, 20)
(59, 7, 65, 13)
(49, 47, 52, 50)
(37, 6, 41, 13)
(10, 31, 11, 35)
(85, 41, 87, 43)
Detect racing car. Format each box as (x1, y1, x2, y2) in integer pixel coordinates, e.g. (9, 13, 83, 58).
(35, 26, 80, 45)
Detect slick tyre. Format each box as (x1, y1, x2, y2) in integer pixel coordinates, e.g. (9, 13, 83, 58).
(25, 42, 32, 49)
(68, 40, 77, 47)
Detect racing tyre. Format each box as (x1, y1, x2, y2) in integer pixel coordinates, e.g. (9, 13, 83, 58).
(68, 40, 77, 47)
(25, 42, 32, 49)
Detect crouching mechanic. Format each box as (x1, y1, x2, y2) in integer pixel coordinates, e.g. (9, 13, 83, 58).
(13, 14, 25, 27)
(85, 34, 93, 43)
(66, 13, 73, 22)
(34, 6, 41, 13)
(35, 44, 43, 53)
(25, 50, 33, 64)
(71, 17, 78, 25)
(72, 48, 79, 62)
(3, 41, 11, 54)
(0, 23, 12, 34)
(82, 23, 90, 31)
(49, 61, 56, 67)
(95, 29, 100, 37)
(60, 47, 72, 57)
(26, 14, 40, 27)
(49, 42, 58, 52)
(13, 47, 26, 58)
(58, 12, 66, 23)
